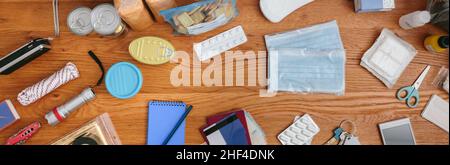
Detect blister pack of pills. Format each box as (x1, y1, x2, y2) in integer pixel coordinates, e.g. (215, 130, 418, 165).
(277, 114, 320, 145)
(194, 25, 247, 61)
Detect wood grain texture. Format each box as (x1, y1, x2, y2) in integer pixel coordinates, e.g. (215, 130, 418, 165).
(0, 0, 448, 145)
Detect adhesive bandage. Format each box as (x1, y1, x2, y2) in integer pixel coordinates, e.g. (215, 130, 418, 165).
(360, 28, 417, 88)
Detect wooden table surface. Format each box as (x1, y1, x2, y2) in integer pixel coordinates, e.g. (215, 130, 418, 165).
(0, 0, 448, 145)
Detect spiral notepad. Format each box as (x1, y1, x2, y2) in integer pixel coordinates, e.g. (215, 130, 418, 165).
(147, 101, 186, 145)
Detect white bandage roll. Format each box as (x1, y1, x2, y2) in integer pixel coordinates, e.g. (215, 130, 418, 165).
(17, 62, 80, 106)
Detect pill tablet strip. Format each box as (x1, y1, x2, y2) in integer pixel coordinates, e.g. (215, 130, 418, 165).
(294, 115, 313, 145)
(278, 114, 320, 145)
(194, 25, 247, 61)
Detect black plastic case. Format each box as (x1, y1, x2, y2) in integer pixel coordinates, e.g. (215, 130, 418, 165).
(0, 38, 51, 75)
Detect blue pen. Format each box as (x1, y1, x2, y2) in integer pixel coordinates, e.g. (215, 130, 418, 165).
(162, 105, 193, 145)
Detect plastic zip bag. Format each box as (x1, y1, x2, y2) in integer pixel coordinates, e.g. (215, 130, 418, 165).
(160, 0, 239, 35)
(432, 67, 449, 93)
(427, 0, 449, 31)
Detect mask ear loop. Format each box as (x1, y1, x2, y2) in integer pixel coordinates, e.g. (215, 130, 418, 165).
(339, 120, 357, 135)
(87, 51, 105, 88)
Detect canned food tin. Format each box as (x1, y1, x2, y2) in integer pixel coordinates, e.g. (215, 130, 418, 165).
(91, 3, 126, 36)
(67, 7, 94, 36)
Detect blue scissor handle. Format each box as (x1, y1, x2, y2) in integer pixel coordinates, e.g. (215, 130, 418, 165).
(397, 86, 414, 101)
(396, 86, 420, 108)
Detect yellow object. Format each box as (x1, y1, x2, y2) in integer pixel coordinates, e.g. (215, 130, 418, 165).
(129, 37, 176, 65)
(424, 35, 449, 53)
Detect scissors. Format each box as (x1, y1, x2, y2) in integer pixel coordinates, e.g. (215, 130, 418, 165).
(396, 65, 431, 108)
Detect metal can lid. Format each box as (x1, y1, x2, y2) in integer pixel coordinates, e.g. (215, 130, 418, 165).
(91, 3, 122, 36)
(67, 7, 93, 36)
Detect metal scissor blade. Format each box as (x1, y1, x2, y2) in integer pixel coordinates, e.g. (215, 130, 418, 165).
(413, 65, 431, 90)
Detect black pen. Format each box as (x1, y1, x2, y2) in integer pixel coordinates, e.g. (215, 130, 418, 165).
(162, 105, 193, 145)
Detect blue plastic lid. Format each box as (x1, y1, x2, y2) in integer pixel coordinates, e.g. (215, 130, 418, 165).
(106, 62, 143, 99)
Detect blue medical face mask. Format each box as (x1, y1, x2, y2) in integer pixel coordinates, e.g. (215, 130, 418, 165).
(268, 48, 346, 95)
(265, 20, 346, 95)
(265, 20, 344, 50)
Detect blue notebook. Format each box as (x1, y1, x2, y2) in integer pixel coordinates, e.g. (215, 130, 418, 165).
(0, 99, 20, 131)
(147, 101, 186, 145)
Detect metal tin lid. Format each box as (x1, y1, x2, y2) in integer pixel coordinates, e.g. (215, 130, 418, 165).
(91, 3, 121, 36)
(129, 36, 176, 65)
(106, 62, 143, 99)
(67, 7, 94, 36)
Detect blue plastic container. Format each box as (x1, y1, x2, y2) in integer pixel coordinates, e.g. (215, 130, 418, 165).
(105, 62, 143, 99)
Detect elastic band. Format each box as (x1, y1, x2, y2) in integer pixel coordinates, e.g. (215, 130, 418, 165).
(88, 51, 105, 87)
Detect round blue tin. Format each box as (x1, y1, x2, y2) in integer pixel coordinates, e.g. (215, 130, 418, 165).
(105, 62, 143, 99)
